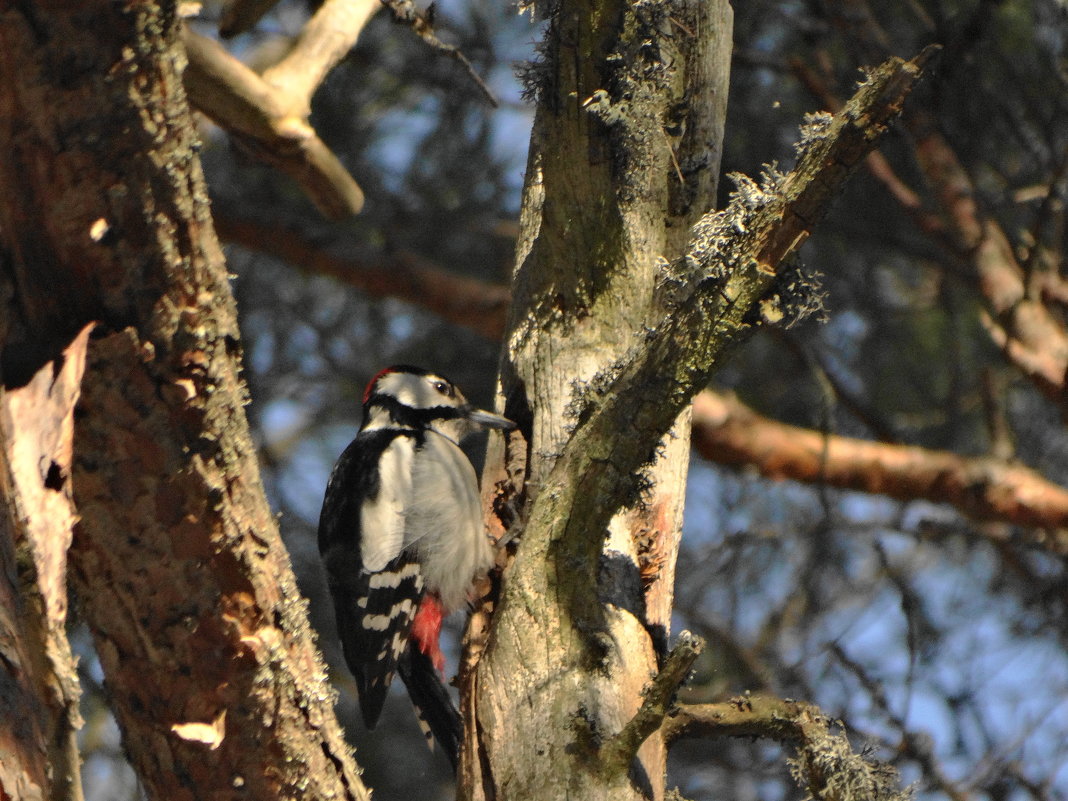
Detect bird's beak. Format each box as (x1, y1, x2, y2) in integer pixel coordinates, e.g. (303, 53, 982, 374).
(466, 407, 517, 430)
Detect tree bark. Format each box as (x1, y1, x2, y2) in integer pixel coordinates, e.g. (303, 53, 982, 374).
(464, 13, 932, 796)
(463, 2, 732, 799)
(0, 3, 366, 799)
(0, 328, 90, 801)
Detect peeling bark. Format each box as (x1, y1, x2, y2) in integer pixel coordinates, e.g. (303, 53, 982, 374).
(0, 327, 91, 801)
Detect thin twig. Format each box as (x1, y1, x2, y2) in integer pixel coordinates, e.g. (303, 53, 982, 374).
(378, 0, 499, 107)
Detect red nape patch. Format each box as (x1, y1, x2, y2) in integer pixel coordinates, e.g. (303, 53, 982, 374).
(363, 367, 395, 404)
(411, 595, 446, 675)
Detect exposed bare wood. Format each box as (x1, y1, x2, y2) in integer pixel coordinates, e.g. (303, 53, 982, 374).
(0, 326, 91, 801)
(260, 0, 381, 118)
(182, 27, 365, 218)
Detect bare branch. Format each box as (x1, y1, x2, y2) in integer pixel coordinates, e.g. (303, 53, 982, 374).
(792, 43, 1068, 415)
(909, 114, 1068, 411)
(214, 212, 510, 340)
(599, 631, 705, 773)
(261, 0, 381, 118)
(691, 390, 1068, 551)
(789, 55, 945, 244)
(378, 0, 498, 107)
(664, 695, 913, 801)
(225, 197, 1068, 541)
(181, 27, 365, 218)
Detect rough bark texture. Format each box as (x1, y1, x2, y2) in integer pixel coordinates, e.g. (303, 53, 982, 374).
(0, 328, 91, 801)
(463, 2, 732, 799)
(0, 3, 366, 799)
(465, 22, 931, 800)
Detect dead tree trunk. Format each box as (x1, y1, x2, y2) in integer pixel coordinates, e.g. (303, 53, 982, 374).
(460, 1, 933, 797)
(461, 2, 732, 799)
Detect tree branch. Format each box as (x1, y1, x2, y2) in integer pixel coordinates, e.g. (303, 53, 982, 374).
(664, 695, 912, 801)
(598, 631, 705, 774)
(541, 48, 937, 574)
(260, 0, 381, 119)
(378, 0, 498, 107)
(794, 47, 1068, 414)
(907, 115, 1068, 411)
(222, 195, 1068, 543)
(214, 211, 510, 340)
(691, 390, 1068, 550)
(181, 26, 366, 218)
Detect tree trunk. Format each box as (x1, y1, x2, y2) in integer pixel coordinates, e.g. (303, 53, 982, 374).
(0, 3, 366, 799)
(462, 2, 733, 798)
(0, 329, 90, 801)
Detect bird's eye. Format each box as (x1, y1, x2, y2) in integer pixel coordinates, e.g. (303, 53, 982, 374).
(432, 380, 453, 397)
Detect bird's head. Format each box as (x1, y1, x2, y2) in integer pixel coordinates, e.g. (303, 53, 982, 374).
(361, 365, 515, 441)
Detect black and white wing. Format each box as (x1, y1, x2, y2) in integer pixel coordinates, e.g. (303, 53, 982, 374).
(318, 429, 424, 729)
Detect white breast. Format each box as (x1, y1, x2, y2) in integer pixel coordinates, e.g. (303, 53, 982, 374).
(403, 431, 494, 611)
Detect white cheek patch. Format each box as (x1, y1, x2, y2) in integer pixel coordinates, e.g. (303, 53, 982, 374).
(374, 371, 452, 410)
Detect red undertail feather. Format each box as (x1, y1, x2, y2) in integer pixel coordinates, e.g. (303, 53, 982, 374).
(411, 595, 446, 675)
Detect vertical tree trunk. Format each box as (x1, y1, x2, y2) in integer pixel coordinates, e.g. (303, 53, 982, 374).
(0, 329, 91, 801)
(0, 3, 366, 799)
(464, 2, 732, 798)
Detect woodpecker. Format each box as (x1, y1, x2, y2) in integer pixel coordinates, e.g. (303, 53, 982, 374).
(317, 365, 514, 768)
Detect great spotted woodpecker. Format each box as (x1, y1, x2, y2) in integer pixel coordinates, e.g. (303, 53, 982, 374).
(317, 365, 514, 768)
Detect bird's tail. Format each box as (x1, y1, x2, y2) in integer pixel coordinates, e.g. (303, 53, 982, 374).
(397, 644, 462, 772)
